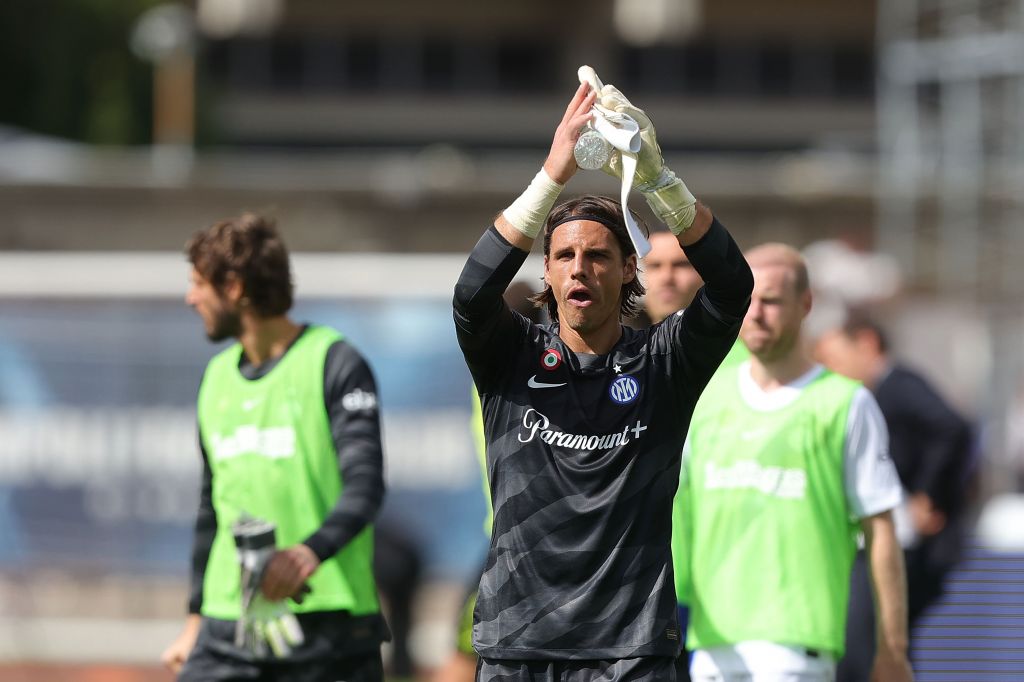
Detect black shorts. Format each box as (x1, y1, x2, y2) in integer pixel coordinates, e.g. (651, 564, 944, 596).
(476, 656, 676, 682)
(179, 613, 385, 682)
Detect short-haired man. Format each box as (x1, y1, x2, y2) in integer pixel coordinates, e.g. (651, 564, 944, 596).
(162, 214, 389, 682)
(453, 82, 752, 680)
(677, 244, 914, 682)
(641, 228, 705, 325)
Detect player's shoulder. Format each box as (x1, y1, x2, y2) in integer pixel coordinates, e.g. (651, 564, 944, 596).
(617, 322, 648, 351)
(878, 363, 934, 397)
(877, 363, 964, 422)
(817, 366, 861, 391)
(520, 319, 565, 354)
(807, 368, 864, 415)
(520, 312, 554, 341)
(205, 341, 243, 371)
(324, 336, 371, 372)
(302, 323, 345, 346)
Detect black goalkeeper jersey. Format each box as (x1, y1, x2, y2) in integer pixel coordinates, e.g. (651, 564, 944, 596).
(453, 219, 752, 660)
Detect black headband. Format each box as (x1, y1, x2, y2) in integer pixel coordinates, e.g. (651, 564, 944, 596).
(547, 213, 623, 235)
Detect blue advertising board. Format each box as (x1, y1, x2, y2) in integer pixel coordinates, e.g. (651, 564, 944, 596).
(0, 297, 488, 581)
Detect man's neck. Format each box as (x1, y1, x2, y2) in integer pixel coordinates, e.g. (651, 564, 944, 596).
(749, 348, 815, 391)
(557, 317, 623, 355)
(238, 316, 303, 367)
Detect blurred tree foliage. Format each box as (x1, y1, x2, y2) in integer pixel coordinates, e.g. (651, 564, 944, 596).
(0, 0, 168, 144)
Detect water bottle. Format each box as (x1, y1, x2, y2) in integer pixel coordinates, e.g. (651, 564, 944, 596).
(574, 128, 612, 170)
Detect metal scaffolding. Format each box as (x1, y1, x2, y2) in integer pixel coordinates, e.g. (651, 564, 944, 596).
(877, 0, 1024, 490)
(878, 0, 1024, 290)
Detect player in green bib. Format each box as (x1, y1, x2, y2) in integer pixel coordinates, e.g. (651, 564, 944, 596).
(675, 243, 913, 682)
(162, 213, 388, 682)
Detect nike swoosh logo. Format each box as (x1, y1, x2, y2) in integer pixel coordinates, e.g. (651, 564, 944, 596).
(528, 375, 566, 389)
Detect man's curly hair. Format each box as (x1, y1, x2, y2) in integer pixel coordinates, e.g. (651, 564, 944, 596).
(185, 213, 293, 317)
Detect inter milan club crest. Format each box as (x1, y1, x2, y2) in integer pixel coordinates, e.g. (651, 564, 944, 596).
(609, 375, 640, 404)
(540, 348, 562, 371)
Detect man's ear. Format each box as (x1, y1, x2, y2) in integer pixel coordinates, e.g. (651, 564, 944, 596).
(623, 254, 638, 284)
(222, 274, 245, 305)
(543, 255, 551, 286)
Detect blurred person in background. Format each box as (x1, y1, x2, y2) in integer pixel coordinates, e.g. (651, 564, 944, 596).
(373, 522, 422, 680)
(162, 213, 389, 681)
(677, 244, 913, 682)
(816, 309, 974, 682)
(632, 227, 704, 328)
(435, 281, 543, 682)
(637, 228, 749, 374)
(453, 80, 752, 680)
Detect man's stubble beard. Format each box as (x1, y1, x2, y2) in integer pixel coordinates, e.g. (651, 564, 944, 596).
(206, 307, 242, 342)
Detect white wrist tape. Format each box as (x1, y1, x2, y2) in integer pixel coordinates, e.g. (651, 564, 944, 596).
(502, 168, 563, 239)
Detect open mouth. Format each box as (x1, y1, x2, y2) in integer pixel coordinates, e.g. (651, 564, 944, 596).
(567, 288, 593, 307)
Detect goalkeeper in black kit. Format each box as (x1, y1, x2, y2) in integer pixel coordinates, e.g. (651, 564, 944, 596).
(453, 80, 753, 681)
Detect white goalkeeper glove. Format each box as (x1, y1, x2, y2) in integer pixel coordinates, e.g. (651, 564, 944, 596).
(241, 595, 305, 659)
(596, 83, 698, 235)
(575, 66, 650, 257)
(232, 514, 305, 659)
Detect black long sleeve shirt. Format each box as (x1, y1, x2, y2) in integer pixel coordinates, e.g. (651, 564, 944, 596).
(874, 365, 973, 518)
(453, 218, 752, 659)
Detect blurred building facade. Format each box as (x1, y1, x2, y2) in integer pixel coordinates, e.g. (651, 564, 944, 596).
(1, 0, 880, 255)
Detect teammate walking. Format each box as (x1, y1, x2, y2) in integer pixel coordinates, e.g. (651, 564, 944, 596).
(162, 213, 389, 681)
(677, 243, 913, 682)
(453, 81, 752, 679)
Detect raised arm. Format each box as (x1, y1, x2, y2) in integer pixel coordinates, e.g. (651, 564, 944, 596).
(595, 79, 752, 379)
(454, 84, 597, 388)
(494, 82, 597, 247)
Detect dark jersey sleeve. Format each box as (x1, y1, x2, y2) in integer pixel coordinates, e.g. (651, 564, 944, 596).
(188, 438, 216, 614)
(453, 225, 533, 392)
(684, 217, 753, 325)
(302, 340, 386, 562)
(662, 217, 753, 391)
